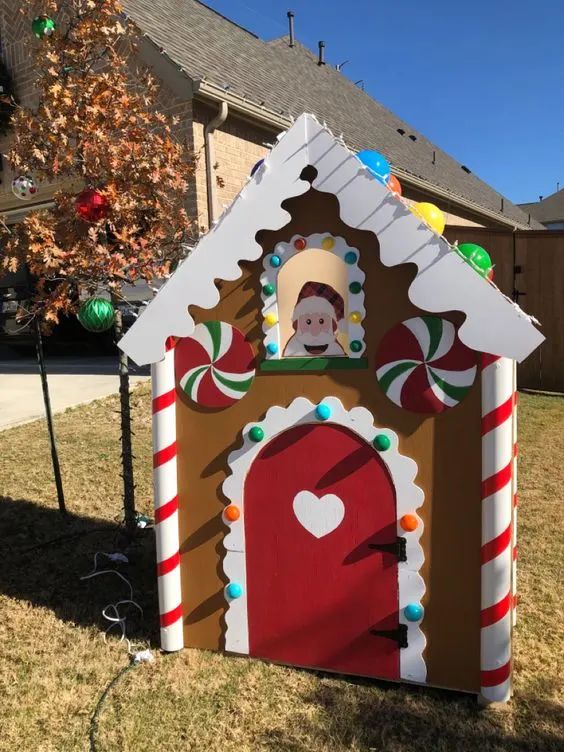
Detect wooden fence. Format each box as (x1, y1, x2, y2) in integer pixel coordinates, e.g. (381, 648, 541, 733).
(444, 227, 564, 392)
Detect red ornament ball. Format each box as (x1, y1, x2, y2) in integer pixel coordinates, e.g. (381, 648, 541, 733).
(293, 237, 307, 251)
(75, 188, 109, 223)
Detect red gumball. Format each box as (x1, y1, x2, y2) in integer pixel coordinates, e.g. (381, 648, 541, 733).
(75, 188, 109, 223)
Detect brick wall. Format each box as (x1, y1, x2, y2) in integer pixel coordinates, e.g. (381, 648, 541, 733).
(192, 101, 277, 231)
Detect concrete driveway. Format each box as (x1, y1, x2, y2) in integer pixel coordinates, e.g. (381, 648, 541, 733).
(0, 356, 150, 430)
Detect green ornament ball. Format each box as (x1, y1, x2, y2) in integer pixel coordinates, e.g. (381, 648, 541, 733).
(32, 15, 56, 39)
(457, 243, 492, 277)
(350, 340, 363, 353)
(77, 298, 116, 333)
(262, 283, 275, 296)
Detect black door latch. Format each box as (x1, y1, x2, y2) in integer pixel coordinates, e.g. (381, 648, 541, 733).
(370, 624, 408, 648)
(368, 536, 407, 562)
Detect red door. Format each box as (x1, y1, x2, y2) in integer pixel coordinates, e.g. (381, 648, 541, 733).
(244, 423, 400, 679)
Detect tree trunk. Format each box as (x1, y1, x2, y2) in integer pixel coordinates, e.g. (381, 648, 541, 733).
(113, 303, 136, 535)
(34, 317, 67, 517)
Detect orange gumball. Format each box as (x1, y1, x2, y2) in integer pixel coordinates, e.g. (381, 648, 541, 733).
(400, 514, 419, 532)
(387, 174, 402, 197)
(224, 505, 241, 522)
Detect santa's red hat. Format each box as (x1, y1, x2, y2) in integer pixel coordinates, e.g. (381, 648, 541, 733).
(292, 281, 345, 324)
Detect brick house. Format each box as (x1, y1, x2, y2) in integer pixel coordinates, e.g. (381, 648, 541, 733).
(0, 0, 541, 232)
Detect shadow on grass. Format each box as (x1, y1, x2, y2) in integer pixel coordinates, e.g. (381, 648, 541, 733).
(257, 673, 564, 752)
(0, 496, 159, 643)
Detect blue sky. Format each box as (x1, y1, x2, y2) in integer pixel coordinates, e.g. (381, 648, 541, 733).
(205, 0, 563, 204)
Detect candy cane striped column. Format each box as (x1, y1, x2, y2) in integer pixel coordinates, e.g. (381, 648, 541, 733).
(152, 338, 184, 651)
(480, 354, 515, 703)
(511, 361, 518, 627)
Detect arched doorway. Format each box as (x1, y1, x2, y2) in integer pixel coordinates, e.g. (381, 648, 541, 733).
(244, 422, 400, 679)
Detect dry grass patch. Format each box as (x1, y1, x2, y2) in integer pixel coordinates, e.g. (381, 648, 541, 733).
(0, 389, 562, 751)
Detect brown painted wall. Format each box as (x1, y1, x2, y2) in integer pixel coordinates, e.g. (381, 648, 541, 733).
(175, 188, 483, 693)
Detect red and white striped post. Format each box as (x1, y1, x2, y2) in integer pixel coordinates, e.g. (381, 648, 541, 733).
(480, 354, 515, 703)
(511, 361, 518, 627)
(152, 337, 184, 651)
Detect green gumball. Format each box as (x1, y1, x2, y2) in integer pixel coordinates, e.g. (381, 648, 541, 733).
(32, 15, 56, 39)
(457, 243, 493, 277)
(77, 297, 116, 333)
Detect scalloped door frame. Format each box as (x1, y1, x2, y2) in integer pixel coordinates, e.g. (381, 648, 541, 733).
(222, 396, 427, 684)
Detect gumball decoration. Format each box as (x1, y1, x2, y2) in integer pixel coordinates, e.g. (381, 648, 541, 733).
(373, 434, 391, 452)
(375, 316, 478, 414)
(411, 202, 446, 235)
(226, 583, 243, 599)
(264, 312, 278, 326)
(224, 505, 241, 522)
(344, 251, 357, 265)
(77, 298, 116, 333)
(400, 514, 419, 532)
(457, 243, 493, 278)
(270, 255, 281, 268)
(315, 403, 331, 421)
(349, 281, 362, 294)
(321, 236, 335, 250)
(262, 283, 275, 296)
(349, 311, 363, 324)
(357, 149, 391, 184)
(294, 237, 307, 251)
(175, 321, 256, 408)
(249, 426, 264, 442)
(404, 603, 424, 622)
(350, 340, 363, 353)
(32, 15, 56, 39)
(266, 343, 279, 355)
(12, 176, 37, 201)
(75, 188, 109, 223)
(387, 174, 402, 197)
(250, 158, 264, 176)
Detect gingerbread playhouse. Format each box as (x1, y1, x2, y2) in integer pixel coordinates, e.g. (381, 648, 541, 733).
(119, 114, 544, 704)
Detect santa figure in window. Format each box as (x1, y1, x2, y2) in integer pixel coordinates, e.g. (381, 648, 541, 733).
(283, 281, 346, 357)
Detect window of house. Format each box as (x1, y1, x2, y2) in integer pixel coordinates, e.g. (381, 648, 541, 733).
(260, 233, 367, 370)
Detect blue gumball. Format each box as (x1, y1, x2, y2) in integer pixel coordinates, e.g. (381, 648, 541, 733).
(357, 149, 391, 184)
(226, 582, 243, 599)
(315, 403, 331, 421)
(404, 603, 424, 622)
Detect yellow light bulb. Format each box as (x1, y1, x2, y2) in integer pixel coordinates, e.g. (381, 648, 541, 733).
(349, 311, 363, 324)
(265, 312, 278, 326)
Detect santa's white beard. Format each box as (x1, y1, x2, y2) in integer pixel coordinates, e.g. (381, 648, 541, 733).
(283, 331, 345, 357)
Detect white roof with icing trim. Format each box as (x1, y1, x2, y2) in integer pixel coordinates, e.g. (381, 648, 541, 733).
(119, 114, 544, 366)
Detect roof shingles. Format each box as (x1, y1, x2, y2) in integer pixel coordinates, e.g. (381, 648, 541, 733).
(124, 0, 540, 229)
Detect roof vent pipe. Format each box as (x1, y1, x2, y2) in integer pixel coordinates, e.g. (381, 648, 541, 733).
(318, 40, 325, 65)
(287, 11, 295, 47)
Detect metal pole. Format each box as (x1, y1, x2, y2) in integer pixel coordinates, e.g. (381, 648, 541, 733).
(112, 303, 136, 535)
(34, 317, 66, 516)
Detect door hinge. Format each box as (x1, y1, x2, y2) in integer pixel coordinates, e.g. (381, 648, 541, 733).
(370, 624, 408, 648)
(368, 536, 407, 562)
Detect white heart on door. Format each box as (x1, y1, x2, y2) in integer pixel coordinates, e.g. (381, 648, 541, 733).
(292, 490, 345, 539)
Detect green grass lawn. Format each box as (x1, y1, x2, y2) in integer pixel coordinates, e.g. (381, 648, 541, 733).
(0, 387, 562, 751)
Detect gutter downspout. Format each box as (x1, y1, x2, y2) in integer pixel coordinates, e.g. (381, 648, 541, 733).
(204, 101, 228, 226)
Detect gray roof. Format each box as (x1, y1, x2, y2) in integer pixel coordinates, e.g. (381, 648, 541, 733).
(124, 0, 541, 229)
(519, 189, 564, 225)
